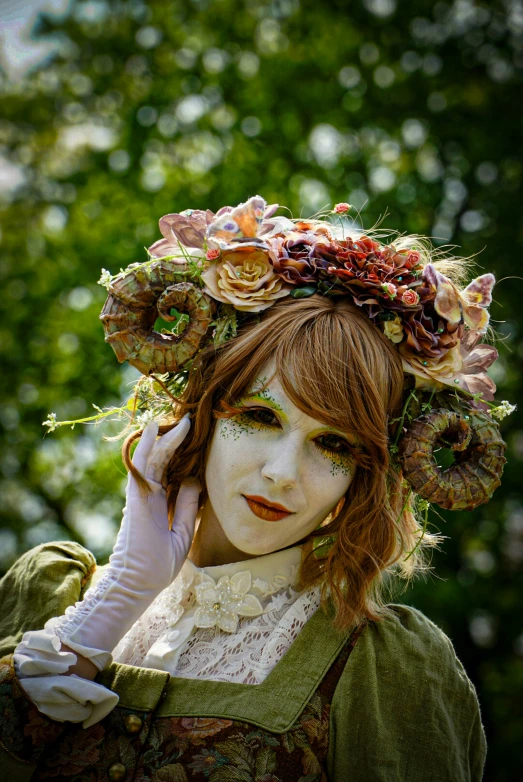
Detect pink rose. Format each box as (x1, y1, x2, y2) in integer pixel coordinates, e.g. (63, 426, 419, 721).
(206, 248, 221, 261)
(382, 282, 397, 298)
(401, 289, 420, 306)
(333, 202, 351, 214)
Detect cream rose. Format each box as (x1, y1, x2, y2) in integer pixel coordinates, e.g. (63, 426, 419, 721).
(201, 247, 292, 312)
(400, 342, 463, 390)
(383, 315, 404, 344)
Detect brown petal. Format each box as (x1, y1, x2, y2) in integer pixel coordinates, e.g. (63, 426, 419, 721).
(159, 213, 208, 249)
(462, 344, 498, 374)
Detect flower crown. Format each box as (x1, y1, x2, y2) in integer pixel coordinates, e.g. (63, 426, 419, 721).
(99, 194, 501, 402)
(46, 195, 512, 513)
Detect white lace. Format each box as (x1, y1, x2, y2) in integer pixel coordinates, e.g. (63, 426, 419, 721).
(174, 587, 321, 684)
(113, 550, 322, 684)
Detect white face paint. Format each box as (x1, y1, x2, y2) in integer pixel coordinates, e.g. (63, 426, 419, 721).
(203, 365, 357, 556)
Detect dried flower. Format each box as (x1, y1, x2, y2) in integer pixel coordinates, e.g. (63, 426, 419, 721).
(401, 289, 420, 306)
(205, 248, 221, 261)
(201, 247, 291, 312)
(491, 400, 517, 420)
(333, 202, 351, 214)
(268, 231, 322, 285)
(400, 330, 498, 400)
(383, 315, 404, 343)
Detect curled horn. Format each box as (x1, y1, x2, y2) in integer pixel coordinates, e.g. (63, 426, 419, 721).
(100, 260, 215, 375)
(399, 408, 506, 510)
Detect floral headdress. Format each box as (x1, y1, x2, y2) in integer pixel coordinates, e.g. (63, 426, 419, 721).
(47, 195, 512, 512)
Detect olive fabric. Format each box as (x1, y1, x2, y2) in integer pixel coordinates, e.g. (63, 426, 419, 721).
(0, 541, 96, 659)
(0, 543, 487, 781)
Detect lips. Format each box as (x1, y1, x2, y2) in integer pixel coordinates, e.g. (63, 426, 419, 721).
(243, 495, 293, 522)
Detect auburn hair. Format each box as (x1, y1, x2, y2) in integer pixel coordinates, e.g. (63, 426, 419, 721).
(124, 294, 439, 630)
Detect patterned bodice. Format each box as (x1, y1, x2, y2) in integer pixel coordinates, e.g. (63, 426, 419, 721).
(0, 624, 365, 782)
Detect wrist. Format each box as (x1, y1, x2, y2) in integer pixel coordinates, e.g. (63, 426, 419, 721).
(60, 644, 98, 680)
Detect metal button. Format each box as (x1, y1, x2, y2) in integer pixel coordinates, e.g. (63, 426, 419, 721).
(124, 714, 143, 734)
(108, 762, 127, 781)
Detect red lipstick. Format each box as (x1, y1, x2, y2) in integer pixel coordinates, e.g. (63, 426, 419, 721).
(243, 495, 293, 522)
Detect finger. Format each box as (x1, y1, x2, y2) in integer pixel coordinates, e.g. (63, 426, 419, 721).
(132, 421, 159, 474)
(170, 479, 202, 551)
(146, 415, 191, 483)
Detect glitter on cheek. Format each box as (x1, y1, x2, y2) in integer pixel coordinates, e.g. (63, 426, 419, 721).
(315, 445, 354, 478)
(218, 414, 265, 442)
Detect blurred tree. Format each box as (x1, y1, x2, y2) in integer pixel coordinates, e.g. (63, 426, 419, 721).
(0, 1, 522, 778)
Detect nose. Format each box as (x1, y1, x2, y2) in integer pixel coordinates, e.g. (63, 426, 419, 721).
(261, 434, 301, 489)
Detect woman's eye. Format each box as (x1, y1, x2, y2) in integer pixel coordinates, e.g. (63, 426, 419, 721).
(242, 407, 279, 427)
(315, 433, 352, 454)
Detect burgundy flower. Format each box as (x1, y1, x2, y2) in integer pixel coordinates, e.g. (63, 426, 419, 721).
(268, 232, 322, 285)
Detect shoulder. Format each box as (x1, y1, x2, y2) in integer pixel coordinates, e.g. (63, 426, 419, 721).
(2, 541, 96, 583)
(0, 542, 97, 657)
(349, 603, 479, 704)
(365, 603, 467, 673)
(328, 604, 486, 781)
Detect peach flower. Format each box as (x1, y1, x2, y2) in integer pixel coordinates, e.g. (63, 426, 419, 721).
(401, 289, 420, 306)
(201, 247, 292, 312)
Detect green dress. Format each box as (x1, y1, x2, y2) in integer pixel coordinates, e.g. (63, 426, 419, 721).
(0, 542, 486, 781)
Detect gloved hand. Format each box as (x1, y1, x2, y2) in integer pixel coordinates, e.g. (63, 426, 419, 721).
(52, 415, 201, 667)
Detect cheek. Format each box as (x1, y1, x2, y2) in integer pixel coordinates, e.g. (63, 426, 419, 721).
(303, 451, 355, 514)
(205, 420, 261, 492)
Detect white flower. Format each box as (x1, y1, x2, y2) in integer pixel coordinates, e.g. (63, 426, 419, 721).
(42, 412, 58, 432)
(136, 409, 156, 427)
(194, 570, 264, 633)
(491, 400, 517, 421)
(97, 268, 113, 290)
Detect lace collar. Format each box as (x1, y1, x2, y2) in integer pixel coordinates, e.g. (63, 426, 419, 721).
(184, 544, 302, 596)
(111, 543, 321, 678)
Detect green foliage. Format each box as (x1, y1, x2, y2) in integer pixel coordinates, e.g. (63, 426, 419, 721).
(0, 1, 522, 778)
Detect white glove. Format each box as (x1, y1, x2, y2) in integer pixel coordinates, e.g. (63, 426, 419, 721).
(51, 415, 201, 668)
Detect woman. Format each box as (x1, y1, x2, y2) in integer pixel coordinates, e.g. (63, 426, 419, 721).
(0, 196, 507, 780)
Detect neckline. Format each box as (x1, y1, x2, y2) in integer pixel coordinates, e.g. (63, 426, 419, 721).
(98, 605, 358, 733)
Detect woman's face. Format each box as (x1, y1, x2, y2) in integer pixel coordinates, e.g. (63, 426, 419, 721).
(203, 365, 357, 556)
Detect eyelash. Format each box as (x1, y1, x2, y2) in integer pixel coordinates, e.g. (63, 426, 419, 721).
(238, 407, 354, 456)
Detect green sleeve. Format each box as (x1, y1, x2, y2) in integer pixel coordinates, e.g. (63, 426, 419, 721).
(327, 604, 487, 782)
(0, 542, 98, 781)
(0, 541, 97, 657)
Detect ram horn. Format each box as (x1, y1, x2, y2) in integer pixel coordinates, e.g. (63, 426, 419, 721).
(399, 408, 506, 511)
(100, 260, 214, 375)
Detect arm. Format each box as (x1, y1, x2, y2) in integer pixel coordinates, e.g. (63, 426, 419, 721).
(11, 417, 201, 726)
